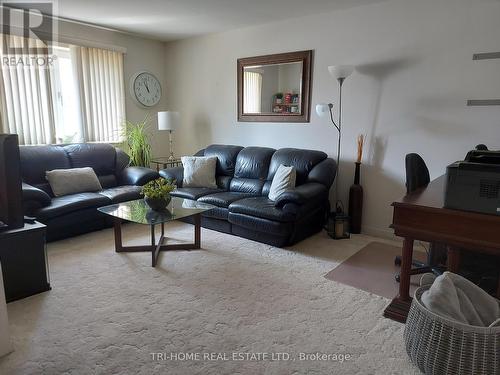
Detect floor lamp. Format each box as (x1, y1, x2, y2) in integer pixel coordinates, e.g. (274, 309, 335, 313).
(316, 65, 355, 237)
(158, 111, 180, 161)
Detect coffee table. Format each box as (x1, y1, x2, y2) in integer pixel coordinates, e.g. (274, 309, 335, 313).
(98, 197, 215, 267)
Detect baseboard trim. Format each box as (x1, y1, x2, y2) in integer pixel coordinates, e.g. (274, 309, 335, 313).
(361, 224, 398, 241)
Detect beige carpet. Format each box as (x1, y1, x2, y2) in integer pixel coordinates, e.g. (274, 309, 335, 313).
(324, 242, 427, 299)
(0, 222, 419, 374)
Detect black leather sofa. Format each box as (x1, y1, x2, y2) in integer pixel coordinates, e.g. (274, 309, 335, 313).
(159, 144, 336, 247)
(20, 143, 159, 241)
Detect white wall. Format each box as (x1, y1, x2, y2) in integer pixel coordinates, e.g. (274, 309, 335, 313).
(163, 0, 500, 238)
(52, 19, 170, 156)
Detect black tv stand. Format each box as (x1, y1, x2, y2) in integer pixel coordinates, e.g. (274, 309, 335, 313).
(0, 221, 50, 302)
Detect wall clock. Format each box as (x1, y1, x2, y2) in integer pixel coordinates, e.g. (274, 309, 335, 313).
(130, 71, 162, 107)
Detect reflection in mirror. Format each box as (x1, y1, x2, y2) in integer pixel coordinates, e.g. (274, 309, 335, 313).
(243, 62, 303, 115)
(237, 50, 312, 122)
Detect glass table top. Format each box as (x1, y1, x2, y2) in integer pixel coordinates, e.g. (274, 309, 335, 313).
(98, 197, 215, 225)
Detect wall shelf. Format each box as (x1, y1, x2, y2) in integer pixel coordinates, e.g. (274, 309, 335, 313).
(467, 99, 500, 106)
(473, 52, 500, 60)
(467, 52, 500, 105)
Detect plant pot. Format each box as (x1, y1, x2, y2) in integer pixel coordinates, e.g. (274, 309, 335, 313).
(144, 195, 171, 211)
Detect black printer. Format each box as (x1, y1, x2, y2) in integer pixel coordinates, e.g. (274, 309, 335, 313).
(444, 149, 500, 215)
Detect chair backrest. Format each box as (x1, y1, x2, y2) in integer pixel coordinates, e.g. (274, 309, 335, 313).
(405, 153, 430, 194)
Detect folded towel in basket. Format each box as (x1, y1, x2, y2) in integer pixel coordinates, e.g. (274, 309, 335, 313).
(420, 271, 500, 327)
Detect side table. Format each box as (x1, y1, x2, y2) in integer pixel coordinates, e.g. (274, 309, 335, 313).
(151, 157, 182, 172)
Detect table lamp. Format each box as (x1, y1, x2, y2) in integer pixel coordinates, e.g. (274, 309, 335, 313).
(158, 111, 180, 161)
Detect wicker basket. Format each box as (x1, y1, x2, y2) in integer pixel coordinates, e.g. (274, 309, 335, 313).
(404, 286, 500, 375)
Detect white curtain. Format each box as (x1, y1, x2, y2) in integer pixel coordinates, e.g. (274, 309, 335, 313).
(71, 46, 125, 143)
(0, 34, 56, 144)
(243, 71, 262, 113)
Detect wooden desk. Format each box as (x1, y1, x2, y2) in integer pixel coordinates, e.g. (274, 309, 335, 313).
(383, 175, 500, 323)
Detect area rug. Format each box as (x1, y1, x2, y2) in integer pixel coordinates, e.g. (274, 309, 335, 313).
(324, 241, 427, 299)
(0, 224, 419, 374)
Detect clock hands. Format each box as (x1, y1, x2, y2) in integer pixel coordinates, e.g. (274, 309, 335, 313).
(145, 81, 150, 93)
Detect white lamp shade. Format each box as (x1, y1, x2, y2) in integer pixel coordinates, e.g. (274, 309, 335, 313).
(328, 65, 355, 80)
(158, 111, 180, 131)
(316, 103, 332, 117)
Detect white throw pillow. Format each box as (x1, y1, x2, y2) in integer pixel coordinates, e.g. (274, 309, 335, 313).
(181, 156, 218, 188)
(46, 167, 102, 197)
(268, 164, 296, 201)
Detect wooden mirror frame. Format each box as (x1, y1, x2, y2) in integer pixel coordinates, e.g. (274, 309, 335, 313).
(237, 50, 313, 123)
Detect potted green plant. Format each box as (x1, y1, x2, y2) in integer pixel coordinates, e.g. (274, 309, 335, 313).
(141, 178, 176, 211)
(123, 117, 152, 167)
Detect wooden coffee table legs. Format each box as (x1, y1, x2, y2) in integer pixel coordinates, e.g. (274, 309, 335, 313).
(383, 237, 414, 323)
(113, 214, 202, 267)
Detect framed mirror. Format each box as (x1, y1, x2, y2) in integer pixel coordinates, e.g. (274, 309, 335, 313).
(237, 50, 313, 123)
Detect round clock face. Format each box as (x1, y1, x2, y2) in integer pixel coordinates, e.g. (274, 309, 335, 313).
(131, 72, 162, 107)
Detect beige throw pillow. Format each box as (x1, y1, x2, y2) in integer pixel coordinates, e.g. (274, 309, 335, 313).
(181, 156, 218, 188)
(268, 164, 296, 201)
(46, 167, 102, 197)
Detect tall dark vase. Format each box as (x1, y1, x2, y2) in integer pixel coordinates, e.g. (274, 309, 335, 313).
(348, 162, 363, 234)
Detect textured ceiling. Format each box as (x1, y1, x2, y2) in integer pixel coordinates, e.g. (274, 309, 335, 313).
(39, 0, 389, 41)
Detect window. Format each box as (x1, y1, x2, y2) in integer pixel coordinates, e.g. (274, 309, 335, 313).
(243, 71, 262, 113)
(0, 34, 125, 145)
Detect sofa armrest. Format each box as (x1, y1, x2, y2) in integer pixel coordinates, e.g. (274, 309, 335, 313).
(119, 167, 159, 186)
(274, 183, 328, 208)
(159, 167, 183, 188)
(22, 182, 51, 206)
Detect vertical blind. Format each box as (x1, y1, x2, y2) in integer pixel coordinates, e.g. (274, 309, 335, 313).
(72, 46, 125, 143)
(0, 35, 125, 145)
(243, 71, 262, 113)
(0, 34, 56, 145)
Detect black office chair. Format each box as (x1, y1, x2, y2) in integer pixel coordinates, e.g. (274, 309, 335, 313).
(394, 153, 446, 282)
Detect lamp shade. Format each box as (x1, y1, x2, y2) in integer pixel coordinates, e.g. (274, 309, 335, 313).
(328, 65, 355, 80)
(158, 111, 180, 131)
(316, 103, 333, 117)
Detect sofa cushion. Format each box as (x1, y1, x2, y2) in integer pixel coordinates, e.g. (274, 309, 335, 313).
(266, 148, 327, 187)
(229, 146, 275, 194)
(171, 187, 223, 200)
(63, 143, 117, 176)
(228, 212, 293, 236)
(99, 186, 142, 203)
(34, 192, 111, 220)
(268, 165, 296, 201)
(228, 196, 296, 223)
(229, 178, 266, 194)
(198, 192, 255, 208)
(204, 144, 243, 176)
(202, 207, 229, 220)
(19, 145, 71, 194)
(46, 167, 103, 197)
(181, 156, 217, 188)
(234, 146, 275, 179)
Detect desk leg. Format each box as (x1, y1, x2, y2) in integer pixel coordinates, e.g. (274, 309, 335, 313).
(399, 238, 414, 301)
(447, 246, 461, 273)
(383, 237, 414, 323)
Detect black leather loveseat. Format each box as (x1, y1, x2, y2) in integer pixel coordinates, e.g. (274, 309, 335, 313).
(20, 143, 159, 241)
(159, 144, 336, 247)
